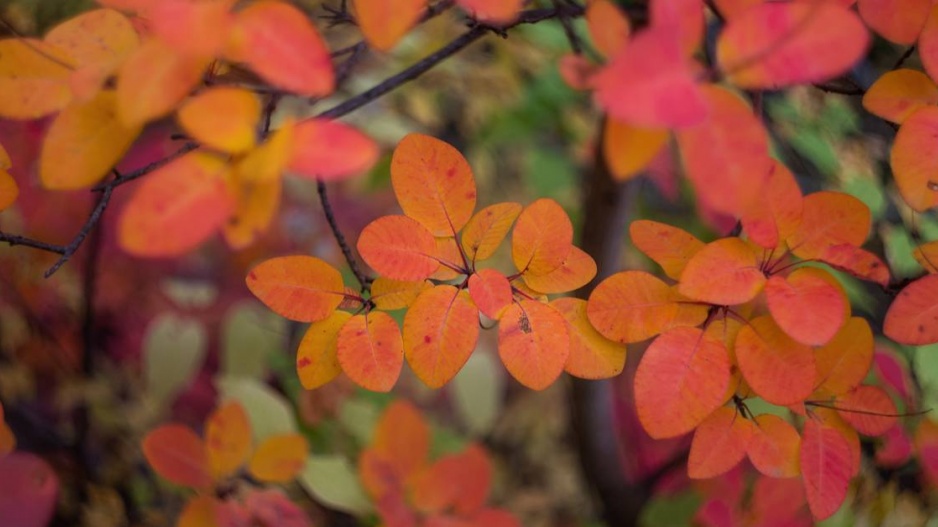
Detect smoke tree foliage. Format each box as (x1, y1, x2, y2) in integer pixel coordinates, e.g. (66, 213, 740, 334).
(1, 0, 938, 526)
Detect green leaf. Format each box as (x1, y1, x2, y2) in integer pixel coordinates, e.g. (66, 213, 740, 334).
(450, 352, 503, 437)
(842, 178, 886, 221)
(639, 490, 700, 527)
(915, 343, 938, 412)
(884, 225, 922, 279)
(338, 397, 379, 446)
(143, 313, 207, 405)
(216, 376, 296, 442)
(221, 301, 284, 379)
(299, 454, 373, 515)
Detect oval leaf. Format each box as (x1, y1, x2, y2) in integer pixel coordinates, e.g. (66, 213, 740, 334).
(884, 274, 938, 345)
(142, 425, 212, 489)
(287, 119, 379, 181)
(461, 202, 522, 263)
(357, 215, 440, 281)
(678, 237, 766, 305)
(403, 285, 480, 388)
(552, 297, 626, 380)
(249, 434, 308, 483)
(497, 300, 570, 390)
(688, 406, 753, 479)
(352, 0, 427, 52)
(629, 219, 704, 280)
(814, 317, 874, 397)
(246, 256, 345, 323)
(862, 69, 938, 124)
(205, 401, 252, 479)
(787, 191, 871, 258)
(511, 199, 573, 275)
(468, 269, 512, 320)
(747, 414, 801, 478)
(890, 106, 938, 212)
(835, 385, 897, 437)
(337, 311, 404, 392)
(177, 87, 260, 153)
(765, 268, 847, 346)
(297, 310, 352, 389)
(735, 316, 815, 405)
(800, 418, 853, 520)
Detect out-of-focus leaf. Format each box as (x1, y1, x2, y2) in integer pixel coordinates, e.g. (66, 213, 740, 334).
(299, 454, 374, 515)
(216, 376, 297, 442)
(450, 352, 503, 437)
(222, 301, 284, 380)
(143, 313, 207, 404)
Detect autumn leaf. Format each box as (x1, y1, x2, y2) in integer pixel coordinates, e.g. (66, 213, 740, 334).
(467, 270, 512, 320)
(521, 247, 597, 295)
(455, 0, 523, 25)
(634, 327, 730, 439)
(511, 199, 573, 276)
(883, 274, 938, 345)
(287, 119, 379, 181)
(835, 385, 897, 437)
(142, 425, 213, 489)
(352, 0, 428, 52)
(586, 0, 630, 58)
(205, 401, 252, 479)
(735, 316, 816, 406)
(248, 434, 308, 482)
(223, 176, 282, 249)
(461, 202, 522, 263)
(40, 90, 140, 189)
(296, 311, 351, 389)
(498, 300, 570, 390)
(914, 240, 938, 273)
(862, 69, 938, 124)
(890, 106, 938, 212)
(740, 160, 803, 249)
(765, 268, 847, 346)
(800, 417, 853, 520)
(245, 256, 346, 322)
(747, 414, 801, 478)
(116, 39, 209, 126)
(717, 1, 869, 89)
(0, 144, 17, 212)
(815, 244, 890, 287)
(227, 0, 334, 96)
(118, 151, 234, 256)
(0, 39, 73, 119)
(787, 191, 871, 258)
(675, 85, 772, 217)
(337, 311, 404, 392)
(391, 133, 477, 236)
(403, 285, 480, 388)
(603, 118, 668, 181)
(371, 278, 432, 311)
(411, 444, 492, 514)
(814, 318, 874, 397)
(357, 215, 441, 281)
(857, 0, 930, 45)
(147, 0, 233, 59)
(629, 219, 704, 280)
(678, 237, 766, 305)
(688, 406, 753, 479)
(551, 298, 626, 380)
(371, 400, 430, 480)
(177, 87, 260, 153)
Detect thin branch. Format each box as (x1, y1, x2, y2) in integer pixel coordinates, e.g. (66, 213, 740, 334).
(93, 143, 199, 191)
(891, 45, 916, 71)
(551, 0, 584, 55)
(0, 232, 66, 254)
(43, 179, 115, 277)
(813, 79, 866, 96)
(317, 180, 373, 292)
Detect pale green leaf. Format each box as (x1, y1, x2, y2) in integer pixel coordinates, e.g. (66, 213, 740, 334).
(216, 376, 296, 442)
(144, 313, 207, 404)
(298, 454, 373, 515)
(221, 301, 285, 379)
(450, 351, 503, 436)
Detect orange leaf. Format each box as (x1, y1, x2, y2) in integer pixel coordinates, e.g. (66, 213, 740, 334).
(205, 402, 252, 480)
(787, 191, 871, 258)
(741, 160, 804, 249)
(634, 327, 731, 439)
(403, 285, 480, 388)
(498, 300, 570, 390)
(177, 496, 220, 527)
(461, 202, 522, 263)
(0, 169, 18, 212)
(765, 268, 847, 346)
(592, 25, 708, 128)
(717, 1, 869, 89)
(352, 0, 427, 52)
(603, 119, 668, 181)
(287, 118, 379, 181)
(862, 69, 938, 124)
(390, 133, 476, 237)
(688, 406, 753, 479)
(511, 199, 573, 275)
(675, 85, 772, 217)
(815, 244, 890, 287)
(552, 298, 626, 380)
(372, 400, 430, 480)
(835, 385, 897, 437)
(411, 444, 492, 514)
(858, 0, 930, 45)
(371, 278, 432, 311)
(747, 414, 801, 478)
(914, 240, 938, 273)
(235, 120, 295, 183)
(586, 0, 630, 57)
(814, 317, 874, 397)
(227, 1, 334, 96)
(455, 0, 523, 25)
(800, 418, 853, 520)
(142, 424, 213, 489)
(0, 39, 72, 119)
(40, 90, 140, 189)
(712, 0, 761, 19)
(678, 237, 766, 305)
(0, 402, 14, 456)
(735, 316, 816, 405)
(249, 434, 308, 483)
(297, 310, 351, 389)
(223, 176, 281, 250)
(629, 219, 704, 280)
(521, 247, 596, 295)
(245, 256, 345, 322)
(587, 270, 707, 343)
(884, 274, 938, 345)
(116, 39, 209, 126)
(468, 269, 512, 320)
(148, 0, 233, 58)
(558, 53, 598, 91)
(431, 236, 465, 281)
(118, 151, 234, 256)
(920, 6, 938, 83)
(357, 215, 440, 281)
(337, 311, 404, 392)
(177, 87, 260, 153)
(890, 106, 938, 212)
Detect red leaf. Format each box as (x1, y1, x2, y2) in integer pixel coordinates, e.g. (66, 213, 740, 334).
(858, 0, 929, 44)
(741, 160, 803, 249)
(688, 406, 753, 479)
(765, 268, 847, 346)
(800, 418, 853, 520)
(862, 69, 938, 124)
(835, 385, 898, 437)
(634, 327, 731, 438)
(747, 414, 801, 478)
(678, 237, 766, 305)
(411, 444, 492, 514)
(287, 119, 379, 181)
(372, 400, 430, 481)
(884, 274, 938, 345)
(468, 269, 512, 320)
(629, 219, 704, 280)
(815, 244, 890, 287)
(787, 191, 871, 259)
(552, 297, 626, 380)
(142, 425, 213, 489)
(735, 316, 815, 406)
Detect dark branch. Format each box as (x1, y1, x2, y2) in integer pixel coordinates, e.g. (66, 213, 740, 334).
(0, 232, 66, 254)
(317, 180, 372, 292)
(44, 176, 116, 277)
(92, 143, 199, 191)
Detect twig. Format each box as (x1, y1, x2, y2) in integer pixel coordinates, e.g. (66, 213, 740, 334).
(813, 79, 866, 96)
(316, 180, 372, 292)
(0, 233, 66, 254)
(891, 45, 916, 71)
(552, 0, 584, 55)
(93, 143, 199, 191)
(43, 179, 115, 278)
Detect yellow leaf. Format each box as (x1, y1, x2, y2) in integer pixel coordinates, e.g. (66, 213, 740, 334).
(222, 177, 281, 250)
(205, 401, 253, 479)
(40, 90, 141, 189)
(249, 434, 308, 483)
(178, 87, 261, 153)
(0, 39, 73, 119)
